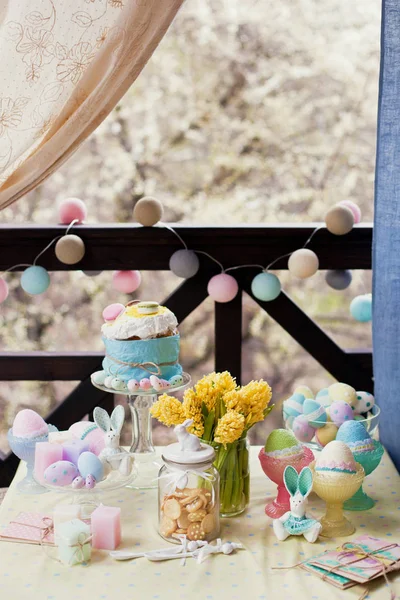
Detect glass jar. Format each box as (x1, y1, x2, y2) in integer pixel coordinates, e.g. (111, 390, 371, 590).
(158, 442, 220, 544)
(211, 436, 250, 517)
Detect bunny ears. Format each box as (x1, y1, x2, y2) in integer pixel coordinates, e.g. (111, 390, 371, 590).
(283, 465, 313, 499)
(93, 405, 125, 434)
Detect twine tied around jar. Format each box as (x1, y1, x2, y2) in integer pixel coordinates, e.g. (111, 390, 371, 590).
(157, 466, 216, 505)
(105, 355, 178, 377)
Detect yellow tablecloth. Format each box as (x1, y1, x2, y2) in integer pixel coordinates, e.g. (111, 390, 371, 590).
(0, 447, 399, 600)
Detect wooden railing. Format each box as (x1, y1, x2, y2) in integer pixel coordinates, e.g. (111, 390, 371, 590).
(0, 223, 373, 485)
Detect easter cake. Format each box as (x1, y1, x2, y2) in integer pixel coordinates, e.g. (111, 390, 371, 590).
(91, 300, 183, 393)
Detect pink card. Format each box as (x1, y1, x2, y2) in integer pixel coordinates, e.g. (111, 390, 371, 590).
(0, 512, 54, 546)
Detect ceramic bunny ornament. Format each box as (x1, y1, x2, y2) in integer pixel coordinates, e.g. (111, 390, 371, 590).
(93, 405, 133, 476)
(174, 419, 202, 452)
(272, 465, 321, 543)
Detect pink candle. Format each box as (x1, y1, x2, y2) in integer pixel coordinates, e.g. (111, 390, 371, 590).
(91, 505, 121, 550)
(34, 442, 63, 484)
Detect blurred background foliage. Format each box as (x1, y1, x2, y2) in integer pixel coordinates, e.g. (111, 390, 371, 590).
(0, 0, 380, 450)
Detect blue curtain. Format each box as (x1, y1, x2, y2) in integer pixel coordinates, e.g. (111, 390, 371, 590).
(373, 0, 400, 471)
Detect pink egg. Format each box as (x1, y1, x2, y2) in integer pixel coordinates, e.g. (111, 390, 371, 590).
(71, 476, 85, 489)
(127, 379, 140, 392)
(85, 474, 96, 489)
(82, 428, 105, 455)
(112, 270, 141, 294)
(13, 409, 48, 439)
(330, 401, 354, 427)
(44, 461, 78, 486)
(69, 421, 93, 438)
(339, 200, 361, 224)
(0, 278, 9, 303)
(102, 303, 125, 322)
(292, 415, 316, 443)
(140, 378, 151, 390)
(58, 198, 87, 224)
(150, 375, 163, 391)
(207, 273, 239, 303)
(160, 379, 170, 389)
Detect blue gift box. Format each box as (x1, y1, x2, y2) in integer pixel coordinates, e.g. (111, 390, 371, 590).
(102, 334, 182, 382)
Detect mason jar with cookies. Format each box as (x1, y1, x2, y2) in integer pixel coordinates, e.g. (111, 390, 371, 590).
(158, 419, 220, 543)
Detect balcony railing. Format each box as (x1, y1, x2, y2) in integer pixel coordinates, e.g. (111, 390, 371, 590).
(0, 223, 373, 485)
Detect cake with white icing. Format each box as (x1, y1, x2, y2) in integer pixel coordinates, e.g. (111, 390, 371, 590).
(91, 301, 183, 393)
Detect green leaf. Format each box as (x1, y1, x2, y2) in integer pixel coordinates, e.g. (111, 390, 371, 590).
(203, 410, 215, 440)
(201, 401, 209, 419)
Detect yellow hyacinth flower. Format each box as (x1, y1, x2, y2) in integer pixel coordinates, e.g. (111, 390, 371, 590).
(214, 410, 245, 446)
(194, 371, 237, 412)
(150, 394, 185, 427)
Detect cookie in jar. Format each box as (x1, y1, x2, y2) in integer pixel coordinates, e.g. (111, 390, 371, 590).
(158, 419, 220, 543)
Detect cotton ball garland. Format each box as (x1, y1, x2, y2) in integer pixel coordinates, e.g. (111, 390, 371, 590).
(329, 400, 354, 427)
(133, 197, 163, 226)
(112, 270, 141, 293)
(0, 278, 9, 303)
(325, 269, 352, 290)
(83, 271, 102, 277)
(21, 266, 50, 295)
(288, 249, 319, 279)
(58, 198, 87, 224)
(55, 234, 85, 265)
(169, 249, 200, 279)
(350, 294, 372, 322)
(251, 271, 281, 301)
(325, 204, 354, 235)
(207, 273, 238, 303)
(339, 200, 361, 224)
(292, 414, 316, 443)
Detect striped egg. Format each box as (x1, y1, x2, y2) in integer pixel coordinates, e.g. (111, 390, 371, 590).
(294, 385, 314, 399)
(283, 393, 305, 421)
(354, 391, 375, 414)
(316, 388, 331, 408)
(302, 399, 327, 428)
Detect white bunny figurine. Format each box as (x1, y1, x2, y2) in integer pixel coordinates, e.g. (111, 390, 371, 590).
(174, 419, 202, 452)
(272, 465, 321, 543)
(93, 405, 133, 476)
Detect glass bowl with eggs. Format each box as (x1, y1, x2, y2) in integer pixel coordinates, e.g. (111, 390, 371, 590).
(282, 383, 380, 451)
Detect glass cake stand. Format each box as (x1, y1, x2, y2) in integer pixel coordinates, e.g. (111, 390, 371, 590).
(91, 372, 191, 489)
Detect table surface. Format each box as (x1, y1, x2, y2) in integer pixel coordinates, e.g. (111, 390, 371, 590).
(0, 447, 399, 600)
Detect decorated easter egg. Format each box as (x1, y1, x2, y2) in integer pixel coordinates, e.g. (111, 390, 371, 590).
(13, 409, 48, 439)
(91, 371, 107, 386)
(169, 374, 184, 387)
(294, 385, 314, 399)
(127, 379, 140, 392)
(329, 400, 354, 427)
(264, 429, 300, 454)
(303, 399, 327, 428)
(78, 452, 104, 482)
(292, 415, 316, 443)
(81, 427, 105, 456)
(102, 303, 125, 322)
(336, 420, 375, 453)
(104, 375, 114, 388)
(328, 382, 357, 407)
(160, 379, 170, 389)
(283, 393, 305, 420)
(111, 378, 127, 391)
(71, 476, 85, 489)
(69, 421, 94, 438)
(140, 378, 151, 390)
(316, 388, 331, 408)
(315, 423, 338, 447)
(354, 391, 375, 414)
(315, 440, 357, 473)
(150, 375, 163, 391)
(44, 461, 78, 486)
(85, 474, 96, 489)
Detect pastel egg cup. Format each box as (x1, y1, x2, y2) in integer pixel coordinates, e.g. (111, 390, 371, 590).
(310, 462, 365, 537)
(343, 441, 384, 511)
(258, 446, 314, 518)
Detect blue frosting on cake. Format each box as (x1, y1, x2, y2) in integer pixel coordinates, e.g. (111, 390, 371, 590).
(102, 334, 182, 382)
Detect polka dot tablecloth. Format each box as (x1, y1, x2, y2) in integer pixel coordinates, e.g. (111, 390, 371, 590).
(0, 447, 399, 600)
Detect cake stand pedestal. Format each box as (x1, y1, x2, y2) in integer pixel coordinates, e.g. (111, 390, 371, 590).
(92, 373, 191, 490)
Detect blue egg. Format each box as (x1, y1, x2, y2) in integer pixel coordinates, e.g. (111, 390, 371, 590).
(283, 393, 305, 419)
(21, 266, 50, 295)
(336, 420, 372, 443)
(251, 272, 281, 302)
(169, 374, 184, 387)
(78, 451, 104, 482)
(316, 388, 331, 408)
(350, 294, 372, 322)
(303, 398, 327, 428)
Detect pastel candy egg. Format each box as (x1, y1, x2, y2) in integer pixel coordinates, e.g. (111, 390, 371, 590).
(127, 379, 140, 392)
(328, 382, 357, 407)
(303, 399, 327, 428)
(354, 391, 375, 414)
(78, 451, 104, 482)
(85, 474, 96, 489)
(111, 378, 126, 391)
(315, 423, 338, 447)
(71, 476, 85, 489)
(169, 374, 184, 387)
(160, 379, 170, 389)
(140, 378, 151, 390)
(150, 375, 163, 391)
(91, 371, 107, 386)
(44, 461, 78, 486)
(102, 303, 125, 322)
(283, 393, 305, 420)
(329, 400, 354, 427)
(294, 385, 314, 399)
(292, 415, 316, 443)
(104, 375, 114, 388)
(316, 388, 331, 408)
